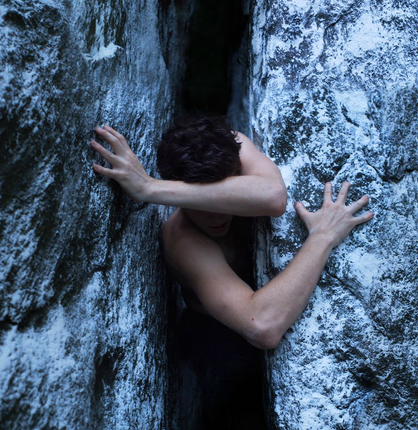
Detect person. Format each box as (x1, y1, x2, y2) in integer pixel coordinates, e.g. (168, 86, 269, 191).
(91, 115, 373, 428)
(91, 115, 374, 350)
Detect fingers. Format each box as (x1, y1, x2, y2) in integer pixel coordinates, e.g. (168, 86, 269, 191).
(91, 140, 116, 164)
(347, 195, 370, 214)
(352, 211, 374, 225)
(102, 125, 128, 145)
(294, 201, 310, 220)
(336, 181, 350, 204)
(92, 163, 116, 178)
(95, 126, 126, 154)
(323, 182, 333, 204)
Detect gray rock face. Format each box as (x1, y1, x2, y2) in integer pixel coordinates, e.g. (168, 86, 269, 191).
(2, 0, 417, 428)
(243, 0, 418, 428)
(0, 0, 192, 428)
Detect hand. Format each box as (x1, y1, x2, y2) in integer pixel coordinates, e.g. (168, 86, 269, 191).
(295, 182, 374, 248)
(91, 125, 153, 201)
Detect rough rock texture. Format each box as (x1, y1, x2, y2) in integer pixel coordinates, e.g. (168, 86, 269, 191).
(239, 0, 418, 428)
(0, 0, 192, 428)
(3, 0, 418, 427)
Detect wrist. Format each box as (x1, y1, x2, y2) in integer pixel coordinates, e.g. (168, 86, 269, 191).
(138, 176, 158, 202)
(306, 231, 335, 253)
(139, 177, 183, 206)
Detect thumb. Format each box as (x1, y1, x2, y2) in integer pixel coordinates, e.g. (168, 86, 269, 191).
(294, 201, 310, 220)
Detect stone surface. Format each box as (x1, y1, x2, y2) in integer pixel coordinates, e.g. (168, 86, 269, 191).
(241, 0, 418, 428)
(0, 0, 192, 428)
(3, 0, 418, 427)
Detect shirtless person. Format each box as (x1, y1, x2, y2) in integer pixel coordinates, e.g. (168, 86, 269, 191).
(91, 114, 373, 350)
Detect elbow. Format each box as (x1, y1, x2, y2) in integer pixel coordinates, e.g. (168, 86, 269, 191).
(255, 335, 282, 351)
(245, 324, 283, 350)
(267, 186, 287, 217)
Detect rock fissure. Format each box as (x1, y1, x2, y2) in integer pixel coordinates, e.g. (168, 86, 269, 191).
(166, 2, 266, 429)
(1, 0, 417, 428)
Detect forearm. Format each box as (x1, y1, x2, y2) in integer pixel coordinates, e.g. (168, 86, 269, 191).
(92, 126, 288, 216)
(250, 234, 333, 344)
(141, 175, 287, 217)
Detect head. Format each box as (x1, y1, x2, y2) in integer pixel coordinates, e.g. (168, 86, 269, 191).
(157, 113, 241, 237)
(157, 113, 241, 183)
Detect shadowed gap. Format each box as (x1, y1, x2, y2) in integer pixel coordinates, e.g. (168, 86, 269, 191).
(166, 1, 267, 429)
(182, 0, 247, 114)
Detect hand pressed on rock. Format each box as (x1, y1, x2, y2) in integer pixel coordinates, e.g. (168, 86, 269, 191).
(91, 125, 288, 217)
(295, 182, 374, 249)
(91, 125, 153, 201)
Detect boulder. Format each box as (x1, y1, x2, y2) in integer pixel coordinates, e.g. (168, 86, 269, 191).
(242, 0, 418, 428)
(0, 0, 192, 428)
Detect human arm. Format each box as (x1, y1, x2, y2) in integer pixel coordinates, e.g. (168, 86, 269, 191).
(164, 182, 373, 350)
(91, 126, 286, 217)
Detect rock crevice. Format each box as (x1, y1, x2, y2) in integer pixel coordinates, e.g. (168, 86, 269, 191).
(1, 0, 417, 428)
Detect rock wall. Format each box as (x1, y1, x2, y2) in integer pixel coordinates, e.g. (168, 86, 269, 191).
(241, 0, 418, 428)
(3, 0, 418, 428)
(0, 0, 192, 428)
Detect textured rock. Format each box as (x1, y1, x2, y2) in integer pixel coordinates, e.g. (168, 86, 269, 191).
(240, 0, 418, 428)
(0, 0, 192, 428)
(3, 0, 418, 427)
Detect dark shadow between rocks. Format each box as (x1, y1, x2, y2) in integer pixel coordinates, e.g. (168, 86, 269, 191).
(182, 0, 248, 114)
(165, 3, 266, 428)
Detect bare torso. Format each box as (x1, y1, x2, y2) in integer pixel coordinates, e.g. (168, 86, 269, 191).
(163, 209, 254, 315)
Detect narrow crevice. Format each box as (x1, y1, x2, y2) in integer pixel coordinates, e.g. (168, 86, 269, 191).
(181, 0, 248, 114)
(167, 1, 267, 428)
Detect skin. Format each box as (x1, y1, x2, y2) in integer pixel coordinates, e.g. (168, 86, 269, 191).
(92, 125, 374, 350)
(92, 126, 287, 216)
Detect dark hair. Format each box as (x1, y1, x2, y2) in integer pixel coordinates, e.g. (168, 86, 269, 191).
(157, 114, 241, 183)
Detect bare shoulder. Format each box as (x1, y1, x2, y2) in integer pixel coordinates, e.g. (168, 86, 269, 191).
(162, 209, 201, 248)
(161, 209, 192, 260)
(161, 209, 223, 270)
(235, 131, 282, 178)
